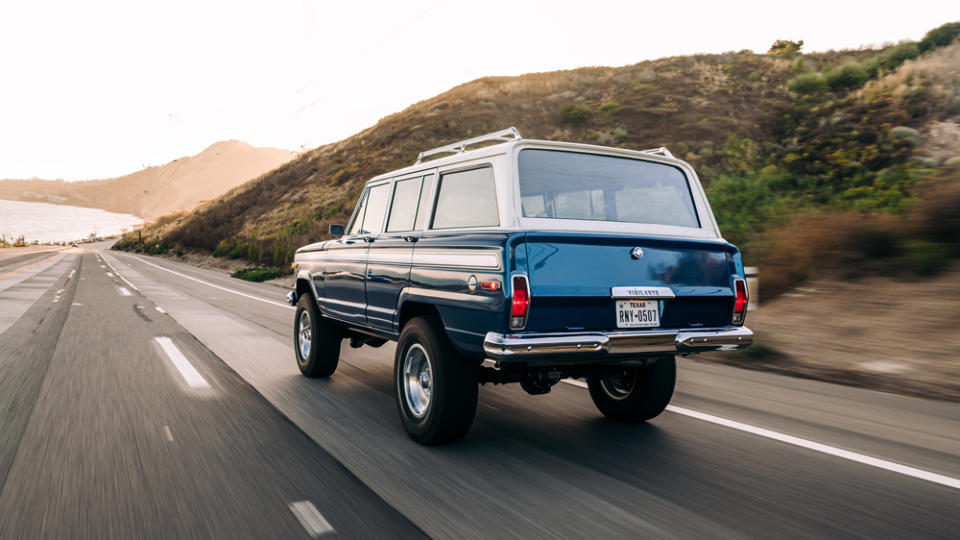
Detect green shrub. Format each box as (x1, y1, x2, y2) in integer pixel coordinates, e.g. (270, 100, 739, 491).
(901, 241, 952, 276)
(285, 219, 305, 236)
(788, 72, 826, 94)
(918, 21, 960, 53)
(748, 71, 760, 81)
(826, 62, 868, 91)
(323, 203, 344, 219)
(559, 104, 592, 125)
(231, 266, 283, 282)
(865, 42, 920, 77)
(228, 242, 245, 259)
(890, 126, 921, 147)
(768, 39, 803, 58)
(175, 248, 184, 257)
(213, 239, 233, 257)
(599, 102, 621, 115)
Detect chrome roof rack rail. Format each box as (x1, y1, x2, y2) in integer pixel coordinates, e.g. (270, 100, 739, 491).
(416, 127, 522, 164)
(641, 146, 674, 158)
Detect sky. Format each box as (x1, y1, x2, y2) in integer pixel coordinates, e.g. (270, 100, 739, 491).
(0, 0, 957, 180)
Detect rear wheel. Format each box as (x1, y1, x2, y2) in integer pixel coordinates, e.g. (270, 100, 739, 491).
(586, 356, 676, 422)
(294, 294, 341, 377)
(394, 316, 478, 445)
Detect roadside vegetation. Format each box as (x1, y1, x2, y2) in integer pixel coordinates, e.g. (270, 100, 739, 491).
(230, 266, 284, 282)
(116, 23, 960, 295)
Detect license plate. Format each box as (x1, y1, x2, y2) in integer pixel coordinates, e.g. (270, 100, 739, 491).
(616, 299, 660, 328)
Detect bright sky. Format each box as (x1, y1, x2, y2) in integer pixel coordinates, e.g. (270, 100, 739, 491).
(1, 0, 957, 180)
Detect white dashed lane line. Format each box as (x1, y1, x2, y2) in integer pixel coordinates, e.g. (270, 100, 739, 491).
(560, 378, 960, 491)
(154, 337, 210, 389)
(162, 425, 174, 442)
(118, 287, 131, 296)
(289, 500, 335, 538)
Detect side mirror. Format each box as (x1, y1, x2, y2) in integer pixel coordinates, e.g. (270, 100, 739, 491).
(328, 224, 345, 237)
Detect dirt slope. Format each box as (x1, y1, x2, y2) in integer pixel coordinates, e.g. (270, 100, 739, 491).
(0, 141, 294, 220)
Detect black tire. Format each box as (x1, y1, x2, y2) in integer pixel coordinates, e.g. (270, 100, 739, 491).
(586, 356, 676, 422)
(394, 315, 478, 445)
(294, 294, 341, 378)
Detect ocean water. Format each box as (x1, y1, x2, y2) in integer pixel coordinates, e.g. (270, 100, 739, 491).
(0, 199, 143, 243)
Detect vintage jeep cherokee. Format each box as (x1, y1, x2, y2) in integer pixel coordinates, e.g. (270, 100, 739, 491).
(288, 128, 752, 444)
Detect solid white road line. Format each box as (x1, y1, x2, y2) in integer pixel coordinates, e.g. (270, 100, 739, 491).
(130, 255, 294, 310)
(560, 379, 960, 491)
(155, 306, 166, 314)
(106, 272, 114, 277)
(118, 287, 131, 296)
(289, 501, 335, 538)
(154, 337, 210, 389)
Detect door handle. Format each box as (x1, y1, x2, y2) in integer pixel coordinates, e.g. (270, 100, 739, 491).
(402, 235, 418, 243)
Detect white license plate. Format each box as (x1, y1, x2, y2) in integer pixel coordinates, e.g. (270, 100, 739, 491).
(615, 299, 660, 328)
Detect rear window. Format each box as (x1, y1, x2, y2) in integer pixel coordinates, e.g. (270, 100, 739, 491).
(518, 149, 700, 228)
(432, 167, 498, 229)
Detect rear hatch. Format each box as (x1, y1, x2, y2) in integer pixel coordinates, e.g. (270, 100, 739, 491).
(522, 232, 736, 332)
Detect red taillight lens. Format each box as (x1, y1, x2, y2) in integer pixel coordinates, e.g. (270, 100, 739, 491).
(733, 278, 748, 325)
(510, 275, 529, 329)
(511, 276, 529, 316)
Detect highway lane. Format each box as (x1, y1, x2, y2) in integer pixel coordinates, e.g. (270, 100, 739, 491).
(0, 248, 424, 539)
(99, 248, 960, 538)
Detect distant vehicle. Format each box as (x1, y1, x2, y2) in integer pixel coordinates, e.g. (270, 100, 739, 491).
(288, 128, 753, 444)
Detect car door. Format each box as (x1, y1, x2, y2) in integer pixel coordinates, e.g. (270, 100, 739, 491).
(320, 181, 390, 325)
(365, 172, 435, 333)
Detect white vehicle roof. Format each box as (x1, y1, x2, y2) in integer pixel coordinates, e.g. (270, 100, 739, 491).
(356, 129, 724, 241)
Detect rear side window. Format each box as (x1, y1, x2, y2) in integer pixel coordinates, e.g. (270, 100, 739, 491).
(359, 183, 390, 234)
(386, 177, 422, 232)
(432, 167, 498, 229)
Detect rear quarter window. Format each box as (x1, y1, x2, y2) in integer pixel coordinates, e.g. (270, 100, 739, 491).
(432, 167, 498, 229)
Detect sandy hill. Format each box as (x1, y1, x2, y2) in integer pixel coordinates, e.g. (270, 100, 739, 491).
(0, 141, 294, 220)
(123, 23, 960, 292)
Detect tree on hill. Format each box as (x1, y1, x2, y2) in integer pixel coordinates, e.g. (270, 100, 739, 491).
(768, 39, 803, 58)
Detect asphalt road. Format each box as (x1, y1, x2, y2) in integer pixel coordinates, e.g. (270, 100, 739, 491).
(1, 243, 958, 539)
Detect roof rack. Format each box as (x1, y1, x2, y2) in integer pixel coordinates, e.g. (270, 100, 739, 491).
(416, 127, 522, 164)
(641, 147, 675, 158)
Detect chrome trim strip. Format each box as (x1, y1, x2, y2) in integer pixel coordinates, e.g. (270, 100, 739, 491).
(483, 326, 753, 360)
(411, 249, 501, 269)
(400, 287, 497, 305)
(610, 286, 675, 299)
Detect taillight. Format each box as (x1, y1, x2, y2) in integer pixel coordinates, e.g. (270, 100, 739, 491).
(732, 278, 748, 325)
(510, 274, 530, 330)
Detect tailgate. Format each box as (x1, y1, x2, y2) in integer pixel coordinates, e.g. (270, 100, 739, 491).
(522, 233, 737, 332)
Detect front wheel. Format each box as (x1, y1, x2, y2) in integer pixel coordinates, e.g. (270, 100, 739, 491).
(586, 356, 676, 422)
(294, 294, 341, 377)
(394, 316, 478, 445)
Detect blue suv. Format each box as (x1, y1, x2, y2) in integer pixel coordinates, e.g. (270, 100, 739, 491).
(288, 128, 752, 444)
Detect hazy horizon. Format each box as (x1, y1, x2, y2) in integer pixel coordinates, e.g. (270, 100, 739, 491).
(1, 0, 957, 181)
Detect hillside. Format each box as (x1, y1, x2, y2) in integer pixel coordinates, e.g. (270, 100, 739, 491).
(122, 23, 960, 296)
(0, 141, 294, 220)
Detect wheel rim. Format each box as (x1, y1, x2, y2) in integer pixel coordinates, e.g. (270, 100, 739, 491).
(298, 310, 312, 360)
(599, 368, 638, 400)
(402, 343, 432, 418)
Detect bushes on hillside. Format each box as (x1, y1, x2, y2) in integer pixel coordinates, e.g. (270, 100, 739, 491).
(919, 21, 960, 53)
(755, 180, 960, 297)
(559, 104, 591, 125)
(826, 62, 869, 91)
(787, 72, 826, 94)
(864, 41, 920, 77)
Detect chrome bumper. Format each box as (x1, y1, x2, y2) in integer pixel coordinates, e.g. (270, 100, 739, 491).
(483, 326, 753, 363)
